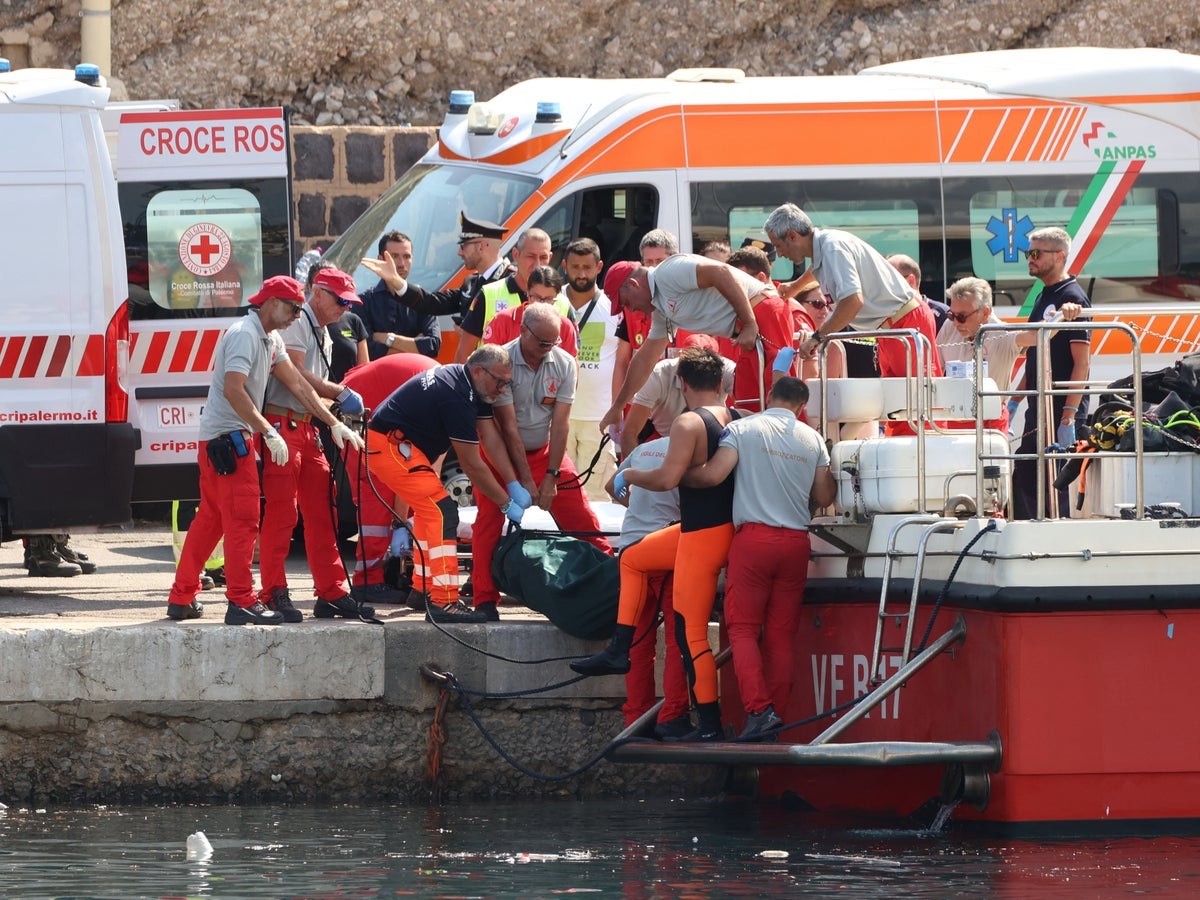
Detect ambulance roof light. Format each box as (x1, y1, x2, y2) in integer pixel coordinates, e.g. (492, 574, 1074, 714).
(467, 102, 504, 135)
(666, 67, 745, 83)
(535, 101, 562, 124)
(0, 58, 10, 73)
(448, 90, 475, 115)
(75, 63, 101, 86)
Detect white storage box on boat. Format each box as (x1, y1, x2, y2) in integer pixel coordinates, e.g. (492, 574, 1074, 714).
(805, 379, 885, 422)
(832, 433, 1011, 515)
(879, 377, 1003, 423)
(1087, 452, 1200, 517)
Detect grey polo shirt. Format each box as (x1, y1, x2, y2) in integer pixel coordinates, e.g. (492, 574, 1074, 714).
(632, 355, 736, 438)
(616, 437, 680, 550)
(810, 228, 914, 330)
(199, 311, 286, 440)
(720, 407, 830, 530)
(493, 338, 577, 451)
(264, 306, 330, 412)
(646, 254, 766, 341)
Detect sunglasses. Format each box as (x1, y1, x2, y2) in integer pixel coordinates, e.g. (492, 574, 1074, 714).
(1024, 248, 1062, 261)
(947, 309, 981, 324)
(279, 298, 304, 316)
(522, 322, 562, 349)
(317, 286, 354, 308)
(801, 298, 834, 310)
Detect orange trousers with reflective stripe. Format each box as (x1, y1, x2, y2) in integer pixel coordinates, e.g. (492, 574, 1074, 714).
(365, 430, 459, 604)
(616, 521, 733, 706)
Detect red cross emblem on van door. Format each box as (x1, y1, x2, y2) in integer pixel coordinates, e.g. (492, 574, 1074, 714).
(178, 222, 233, 277)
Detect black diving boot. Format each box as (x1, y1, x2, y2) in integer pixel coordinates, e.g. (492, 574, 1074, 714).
(570, 624, 635, 676)
(672, 702, 723, 742)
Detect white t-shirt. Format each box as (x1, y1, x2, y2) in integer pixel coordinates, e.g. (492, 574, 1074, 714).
(566, 289, 620, 421)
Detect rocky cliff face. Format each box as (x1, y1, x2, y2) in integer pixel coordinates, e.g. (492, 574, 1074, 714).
(1, 0, 1197, 124)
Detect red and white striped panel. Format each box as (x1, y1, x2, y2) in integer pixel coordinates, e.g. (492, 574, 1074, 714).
(130, 329, 223, 376)
(0, 334, 104, 379)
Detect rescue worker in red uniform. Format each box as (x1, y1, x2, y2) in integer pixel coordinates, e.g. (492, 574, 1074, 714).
(341, 352, 439, 603)
(257, 268, 369, 623)
(572, 348, 741, 741)
(686, 377, 836, 741)
(166, 276, 362, 625)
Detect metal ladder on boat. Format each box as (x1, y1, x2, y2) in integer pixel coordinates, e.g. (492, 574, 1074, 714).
(868, 515, 965, 685)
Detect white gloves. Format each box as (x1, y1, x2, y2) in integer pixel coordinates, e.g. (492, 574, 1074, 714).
(330, 421, 365, 451)
(262, 427, 289, 467)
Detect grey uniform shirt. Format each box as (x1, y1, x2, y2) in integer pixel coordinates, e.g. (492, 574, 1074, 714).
(646, 254, 766, 341)
(720, 407, 830, 530)
(632, 355, 736, 438)
(936, 315, 1024, 393)
(493, 339, 577, 451)
(616, 437, 679, 550)
(263, 307, 330, 411)
(199, 311, 286, 440)
(810, 228, 915, 330)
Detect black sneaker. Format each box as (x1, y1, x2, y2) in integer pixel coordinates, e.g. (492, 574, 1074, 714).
(265, 588, 303, 623)
(668, 725, 724, 743)
(199, 573, 216, 591)
(654, 714, 694, 741)
(569, 645, 631, 677)
(738, 705, 783, 743)
(225, 601, 283, 626)
(475, 601, 500, 621)
(351, 583, 410, 604)
(314, 594, 374, 620)
(427, 600, 487, 623)
(207, 566, 226, 587)
(167, 600, 203, 621)
(405, 588, 429, 612)
(459, 576, 474, 599)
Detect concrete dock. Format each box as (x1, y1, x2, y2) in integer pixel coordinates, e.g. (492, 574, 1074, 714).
(0, 525, 720, 805)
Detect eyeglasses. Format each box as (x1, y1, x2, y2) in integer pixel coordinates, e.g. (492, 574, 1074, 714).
(522, 322, 562, 349)
(279, 298, 304, 316)
(947, 309, 982, 324)
(527, 292, 560, 304)
(483, 368, 513, 390)
(801, 298, 834, 310)
(1024, 248, 1063, 261)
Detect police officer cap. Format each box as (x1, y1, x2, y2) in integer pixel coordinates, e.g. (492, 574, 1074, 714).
(459, 212, 506, 244)
(740, 237, 777, 263)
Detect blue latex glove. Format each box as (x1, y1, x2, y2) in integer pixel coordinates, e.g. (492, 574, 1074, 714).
(502, 499, 525, 525)
(506, 480, 533, 510)
(389, 525, 411, 557)
(773, 346, 797, 375)
(612, 470, 629, 500)
(1056, 422, 1077, 449)
(336, 386, 365, 417)
(1006, 398, 1020, 421)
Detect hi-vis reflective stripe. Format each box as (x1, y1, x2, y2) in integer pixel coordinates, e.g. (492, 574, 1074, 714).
(0, 334, 104, 378)
(130, 329, 223, 375)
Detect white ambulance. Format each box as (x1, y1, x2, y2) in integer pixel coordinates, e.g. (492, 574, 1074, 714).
(0, 63, 137, 536)
(112, 104, 292, 502)
(321, 47, 1200, 381)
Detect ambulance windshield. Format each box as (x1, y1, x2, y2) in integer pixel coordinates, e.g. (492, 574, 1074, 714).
(323, 163, 539, 293)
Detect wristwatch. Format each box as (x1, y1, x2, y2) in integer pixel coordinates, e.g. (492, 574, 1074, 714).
(811, 329, 826, 344)
(547, 468, 561, 478)
(385, 333, 396, 348)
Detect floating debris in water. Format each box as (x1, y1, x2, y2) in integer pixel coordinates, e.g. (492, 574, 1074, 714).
(806, 852, 902, 868)
(186, 831, 214, 861)
(760, 850, 789, 859)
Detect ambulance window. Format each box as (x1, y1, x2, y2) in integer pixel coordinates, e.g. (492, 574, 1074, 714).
(536, 184, 659, 269)
(144, 188, 262, 312)
(967, 186, 1159, 281)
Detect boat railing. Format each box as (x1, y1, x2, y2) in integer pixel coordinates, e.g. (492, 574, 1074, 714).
(973, 314, 1144, 519)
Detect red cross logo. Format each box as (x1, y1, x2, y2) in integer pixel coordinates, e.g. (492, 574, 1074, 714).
(178, 222, 232, 277)
(189, 234, 221, 265)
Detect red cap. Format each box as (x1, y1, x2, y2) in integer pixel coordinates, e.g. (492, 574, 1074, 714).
(312, 267, 360, 304)
(604, 260, 638, 313)
(247, 275, 306, 307)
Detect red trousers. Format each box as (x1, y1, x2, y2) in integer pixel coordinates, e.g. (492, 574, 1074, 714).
(733, 294, 795, 413)
(169, 437, 261, 608)
(623, 571, 688, 726)
(365, 429, 460, 604)
(345, 445, 398, 586)
(472, 445, 611, 607)
(258, 420, 348, 601)
(616, 522, 732, 707)
(724, 523, 812, 715)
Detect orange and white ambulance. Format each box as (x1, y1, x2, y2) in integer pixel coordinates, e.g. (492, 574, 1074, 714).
(0, 63, 137, 537)
(113, 104, 291, 502)
(321, 47, 1200, 382)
